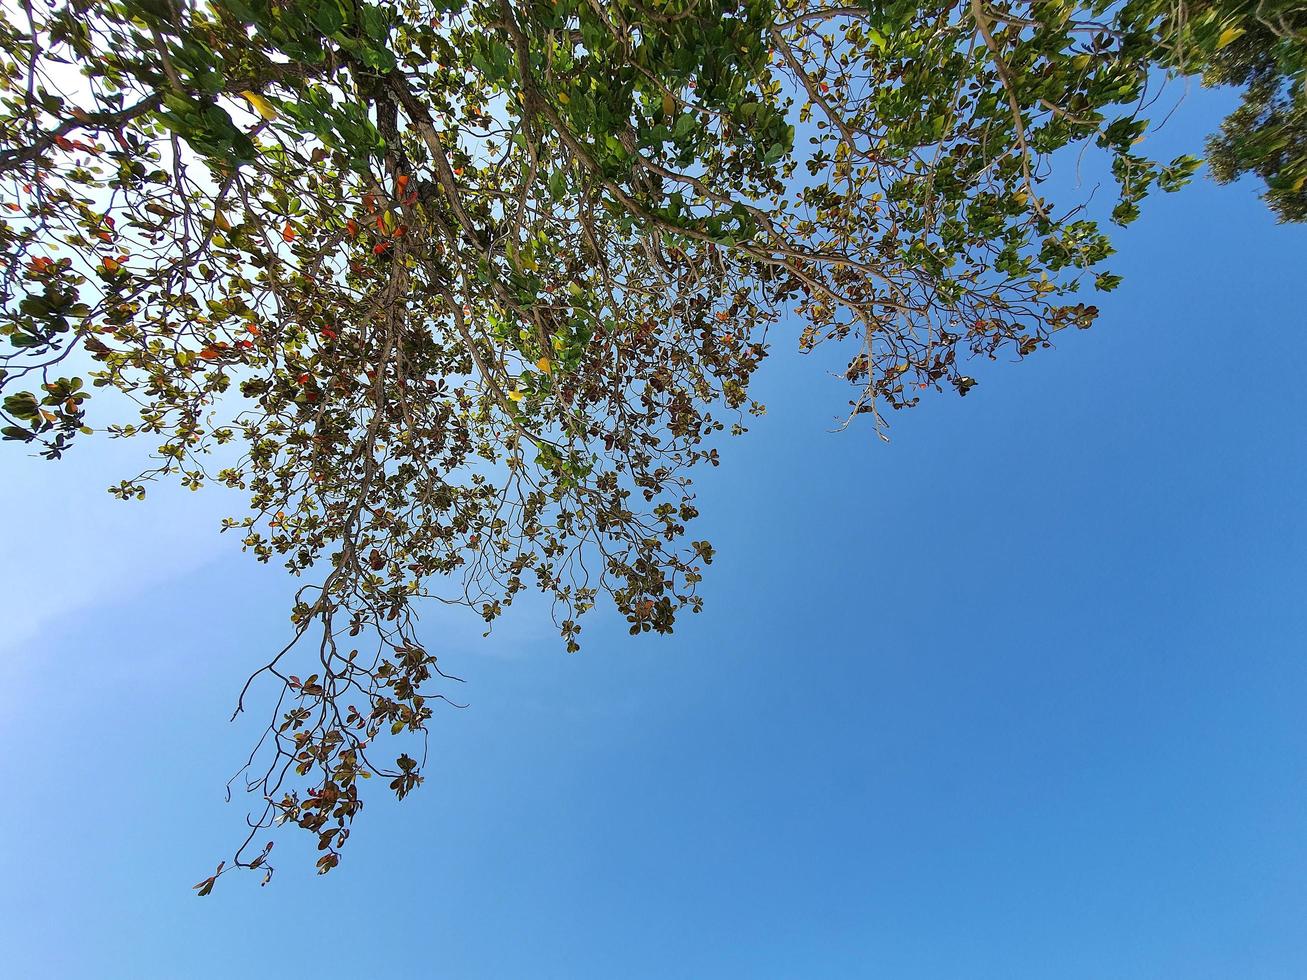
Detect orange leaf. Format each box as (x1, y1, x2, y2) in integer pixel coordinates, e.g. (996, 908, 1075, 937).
(282, 222, 296, 242)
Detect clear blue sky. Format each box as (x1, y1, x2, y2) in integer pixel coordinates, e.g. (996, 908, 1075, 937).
(2, 91, 1305, 978)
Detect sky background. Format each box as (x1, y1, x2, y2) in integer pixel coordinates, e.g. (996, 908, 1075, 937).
(2, 88, 1305, 978)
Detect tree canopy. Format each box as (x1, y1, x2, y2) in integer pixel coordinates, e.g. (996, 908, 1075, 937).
(0, 0, 1301, 890)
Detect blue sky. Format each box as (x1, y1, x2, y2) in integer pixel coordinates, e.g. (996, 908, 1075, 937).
(2, 90, 1305, 978)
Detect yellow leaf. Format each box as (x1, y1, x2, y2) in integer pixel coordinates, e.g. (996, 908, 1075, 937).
(506, 388, 525, 402)
(536, 357, 552, 373)
(558, 91, 571, 105)
(662, 91, 675, 117)
(1216, 26, 1244, 49)
(213, 210, 231, 232)
(240, 90, 278, 122)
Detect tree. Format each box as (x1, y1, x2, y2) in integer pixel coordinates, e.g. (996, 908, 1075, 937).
(1188, 2, 1307, 221)
(0, 0, 1300, 890)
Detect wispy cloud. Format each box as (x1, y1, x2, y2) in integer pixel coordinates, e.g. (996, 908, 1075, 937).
(0, 436, 233, 660)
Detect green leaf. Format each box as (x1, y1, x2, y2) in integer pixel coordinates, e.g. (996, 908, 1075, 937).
(314, 0, 345, 34)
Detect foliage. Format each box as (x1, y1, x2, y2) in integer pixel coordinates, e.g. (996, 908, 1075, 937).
(0, 0, 1298, 889)
(1176, 1, 1307, 220)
